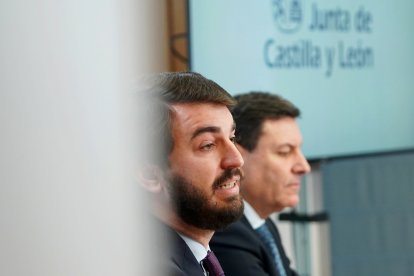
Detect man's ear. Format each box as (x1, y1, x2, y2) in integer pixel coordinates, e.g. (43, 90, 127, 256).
(137, 164, 165, 193)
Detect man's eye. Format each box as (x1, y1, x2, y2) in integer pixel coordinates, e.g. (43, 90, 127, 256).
(230, 136, 236, 144)
(278, 151, 290, 157)
(200, 143, 215, 151)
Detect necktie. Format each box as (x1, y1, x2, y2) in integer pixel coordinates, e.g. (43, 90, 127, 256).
(201, 250, 225, 276)
(256, 223, 287, 276)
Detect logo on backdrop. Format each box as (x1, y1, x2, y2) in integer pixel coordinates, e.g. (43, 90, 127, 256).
(266, 1, 375, 77)
(271, 0, 303, 33)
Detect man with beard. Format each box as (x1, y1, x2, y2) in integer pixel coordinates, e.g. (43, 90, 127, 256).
(139, 72, 244, 276)
(210, 92, 311, 276)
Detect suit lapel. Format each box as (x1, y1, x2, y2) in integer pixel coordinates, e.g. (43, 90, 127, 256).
(240, 215, 281, 276)
(161, 222, 205, 276)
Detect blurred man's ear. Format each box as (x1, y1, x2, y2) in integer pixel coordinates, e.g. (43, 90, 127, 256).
(137, 164, 165, 193)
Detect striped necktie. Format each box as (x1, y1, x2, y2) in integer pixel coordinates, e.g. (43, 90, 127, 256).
(256, 223, 287, 276)
(201, 250, 225, 276)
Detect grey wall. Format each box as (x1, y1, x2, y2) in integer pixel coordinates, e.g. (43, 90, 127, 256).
(321, 151, 414, 276)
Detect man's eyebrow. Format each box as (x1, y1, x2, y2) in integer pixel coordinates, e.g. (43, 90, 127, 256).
(277, 143, 294, 148)
(191, 126, 220, 140)
(191, 122, 236, 140)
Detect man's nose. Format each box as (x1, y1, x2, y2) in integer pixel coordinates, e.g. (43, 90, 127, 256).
(221, 141, 244, 169)
(293, 151, 311, 174)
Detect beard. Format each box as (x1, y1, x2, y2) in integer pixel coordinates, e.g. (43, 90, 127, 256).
(167, 168, 244, 231)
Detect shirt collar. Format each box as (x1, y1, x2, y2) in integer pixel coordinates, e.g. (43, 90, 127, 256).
(243, 200, 266, 229)
(178, 233, 210, 263)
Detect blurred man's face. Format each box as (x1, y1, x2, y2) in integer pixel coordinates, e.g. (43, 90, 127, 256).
(239, 118, 311, 218)
(167, 102, 244, 230)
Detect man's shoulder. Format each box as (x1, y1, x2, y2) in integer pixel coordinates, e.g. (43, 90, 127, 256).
(157, 221, 205, 276)
(211, 215, 261, 249)
(213, 215, 252, 233)
(210, 216, 280, 276)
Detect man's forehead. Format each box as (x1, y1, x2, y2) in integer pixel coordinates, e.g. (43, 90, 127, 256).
(170, 102, 235, 135)
(260, 118, 303, 143)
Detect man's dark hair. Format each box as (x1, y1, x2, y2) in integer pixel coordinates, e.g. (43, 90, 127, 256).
(232, 91, 300, 152)
(144, 72, 235, 168)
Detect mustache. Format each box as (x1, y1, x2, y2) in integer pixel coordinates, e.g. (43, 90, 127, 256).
(212, 168, 243, 190)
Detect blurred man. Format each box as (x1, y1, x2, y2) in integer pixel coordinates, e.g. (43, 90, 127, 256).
(139, 72, 244, 276)
(211, 92, 311, 276)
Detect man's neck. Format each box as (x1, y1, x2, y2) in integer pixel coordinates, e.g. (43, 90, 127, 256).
(157, 212, 213, 248)
(243, 195, 278, 219)
(243, 200, 266, 229)
(173, 220, 213, 248)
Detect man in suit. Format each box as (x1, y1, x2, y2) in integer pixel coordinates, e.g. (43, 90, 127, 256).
(211, 92, 311, 276)
(139, 72, 244, 275)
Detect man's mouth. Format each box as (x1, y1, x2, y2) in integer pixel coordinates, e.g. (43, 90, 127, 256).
(218, 180, 238, 190)
(213, 168, 242, 191)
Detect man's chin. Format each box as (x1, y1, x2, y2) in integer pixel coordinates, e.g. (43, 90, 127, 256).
(198, 199, 244, 231)
(169, 172, 244, 230)
(286, 196, 300, 208)
(219, 194, 243, 204)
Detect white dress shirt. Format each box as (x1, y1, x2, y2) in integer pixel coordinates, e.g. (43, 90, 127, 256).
(178, 233, 209, 276)
(243, 200, 266, 229)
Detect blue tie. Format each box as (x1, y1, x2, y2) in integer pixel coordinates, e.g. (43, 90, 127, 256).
(256, 223, 287, 276)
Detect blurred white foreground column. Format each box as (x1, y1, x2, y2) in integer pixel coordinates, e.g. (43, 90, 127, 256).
(0, 0, 168, 275)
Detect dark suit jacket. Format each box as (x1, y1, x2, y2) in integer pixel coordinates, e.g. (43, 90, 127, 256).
(210, 215, 298, 276)
(159, 222, 205, 276)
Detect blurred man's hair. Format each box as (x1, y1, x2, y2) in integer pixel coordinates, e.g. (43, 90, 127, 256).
(232, 91, 300, 152)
